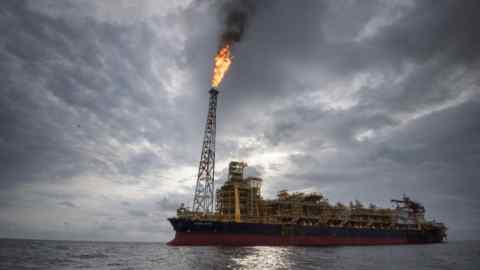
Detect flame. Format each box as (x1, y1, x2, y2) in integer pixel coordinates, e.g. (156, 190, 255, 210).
(211, 44, 232, 88)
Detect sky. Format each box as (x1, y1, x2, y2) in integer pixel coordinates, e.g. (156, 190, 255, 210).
(0, 0, 479, 242)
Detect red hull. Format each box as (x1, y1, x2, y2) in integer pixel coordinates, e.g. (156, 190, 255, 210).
(168, 232, 415, 246)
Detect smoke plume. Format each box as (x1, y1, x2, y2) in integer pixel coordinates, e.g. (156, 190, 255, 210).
(220, 0, 255, 45)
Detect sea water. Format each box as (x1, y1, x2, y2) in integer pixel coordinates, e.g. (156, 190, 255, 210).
(0, 239, 478, 270)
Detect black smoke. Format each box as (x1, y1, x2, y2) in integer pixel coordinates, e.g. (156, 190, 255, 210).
(220, 0, 255, 45)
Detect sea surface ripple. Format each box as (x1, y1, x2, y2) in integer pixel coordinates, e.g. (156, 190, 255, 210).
(0, 239, 478, 270)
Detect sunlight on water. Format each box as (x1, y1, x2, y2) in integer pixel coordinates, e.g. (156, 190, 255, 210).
(229, 247, 293, 269)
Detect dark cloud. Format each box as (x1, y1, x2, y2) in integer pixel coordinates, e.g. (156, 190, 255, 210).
(0, 0, 479, 241)
(374, 0, 480, 65)
(0, 0, 189, 187)
(59, 201, 77, 208)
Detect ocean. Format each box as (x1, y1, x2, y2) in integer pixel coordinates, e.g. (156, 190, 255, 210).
(0, 239, 478, 270)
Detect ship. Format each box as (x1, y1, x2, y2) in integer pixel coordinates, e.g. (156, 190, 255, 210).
(168, 162, 447, 246)
(167, 88, 446, 246)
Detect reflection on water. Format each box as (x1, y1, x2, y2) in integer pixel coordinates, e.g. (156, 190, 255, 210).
(228, 247, 293, 269)
(174, 246, 346, 270)
(1, 239, 478, 270)
(217, 246, 345, 270)
(174, 243, 470, 270)
(173, 246, 300, 269)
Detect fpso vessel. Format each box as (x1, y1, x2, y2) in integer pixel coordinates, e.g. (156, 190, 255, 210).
(168, 161, 447, 246)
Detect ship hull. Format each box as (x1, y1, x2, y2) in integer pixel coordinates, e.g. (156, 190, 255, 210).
(167, 218, 444, 246)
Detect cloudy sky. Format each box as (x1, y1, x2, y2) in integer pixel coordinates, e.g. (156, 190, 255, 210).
(1, 0, 479, 242)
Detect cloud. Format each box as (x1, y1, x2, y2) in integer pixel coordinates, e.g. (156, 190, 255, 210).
(59, 201, 77, 208)
(128, 210, 149, 217)
(156, 198, 181, 212)
(26, 0, 194, 23)
(0, 0, 192, 187)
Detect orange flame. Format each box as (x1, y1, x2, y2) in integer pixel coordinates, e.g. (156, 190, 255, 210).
(211, 44, 232, 88)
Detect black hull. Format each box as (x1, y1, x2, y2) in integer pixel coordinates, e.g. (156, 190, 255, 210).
(168, 218, 445, 246)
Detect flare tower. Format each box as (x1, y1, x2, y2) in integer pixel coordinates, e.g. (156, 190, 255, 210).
(192, 88, 219, 214)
